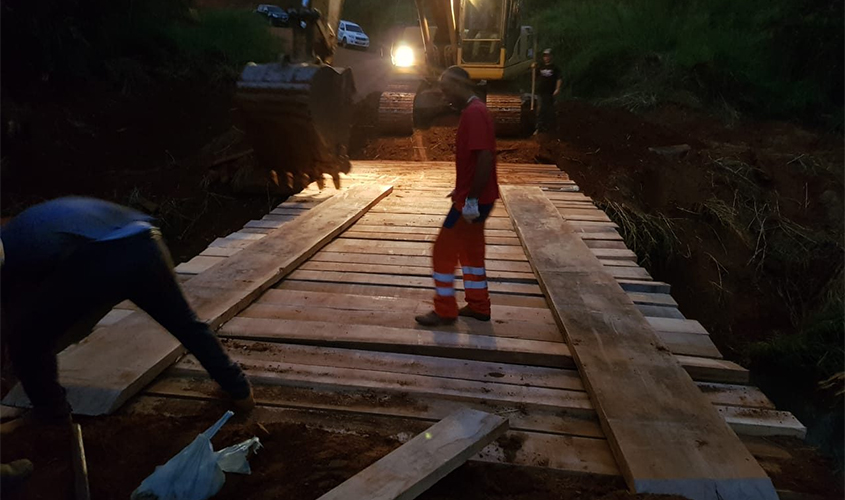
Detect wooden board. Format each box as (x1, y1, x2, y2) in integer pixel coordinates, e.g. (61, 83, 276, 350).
(655, 331, 723, 359)
(219, 317, 572, 368)
(324, 239, 528, 262)
(501, 186, 777, 500)
(341, 231, 522, 246)
(636, 304, 685, 319)
(316, 409, 508, 500)
(256, 289, 554, 324)
(297, 260, 537, 282)
(716, 407, 807, 439)
(194, 340, 583, 391)
(309, 251, 533, 273)
(276, 281, 550, 309)
(2, 185, 393, 415)
(171, 359, 592, 413)
(647, 317, 709, 335)
(239, 303, 560, 342)
(285, 269, 543, 296)
(346, 224, 518, 238)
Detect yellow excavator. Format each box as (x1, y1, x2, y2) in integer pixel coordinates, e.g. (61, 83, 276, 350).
(235, 0, 534, 194)
(380, 0, 536, 136)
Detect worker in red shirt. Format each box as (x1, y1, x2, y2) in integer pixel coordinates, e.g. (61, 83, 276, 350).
(416, 66, 498, 326)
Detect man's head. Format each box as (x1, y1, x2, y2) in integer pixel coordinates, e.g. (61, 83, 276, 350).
(438, 66, 474, 108)
(542, 48, 552, 64)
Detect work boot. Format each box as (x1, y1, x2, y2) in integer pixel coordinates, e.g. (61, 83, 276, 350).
(0, 459, 33, 488)
(414, 311, 456, 327)
(459, 305, 491, 322)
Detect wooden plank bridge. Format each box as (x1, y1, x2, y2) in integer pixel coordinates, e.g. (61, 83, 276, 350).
(4, 160, 806, 499)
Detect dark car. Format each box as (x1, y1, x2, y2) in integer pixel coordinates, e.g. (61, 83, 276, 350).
(256, 4, 289, 27)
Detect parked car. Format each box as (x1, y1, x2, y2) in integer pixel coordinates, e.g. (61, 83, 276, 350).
(256, 4, 289, 27)
(338, 20, 370, 49)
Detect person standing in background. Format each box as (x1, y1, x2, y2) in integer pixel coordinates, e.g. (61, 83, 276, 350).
(534, 48, 562, 134)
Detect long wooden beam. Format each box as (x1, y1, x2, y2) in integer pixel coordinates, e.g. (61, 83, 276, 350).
(3, 184, 393, 415)
(501, 186, 777, 500)
(316, 409, 508, 500)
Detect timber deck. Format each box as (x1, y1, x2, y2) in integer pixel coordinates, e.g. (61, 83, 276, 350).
(6, 161, 806, 498)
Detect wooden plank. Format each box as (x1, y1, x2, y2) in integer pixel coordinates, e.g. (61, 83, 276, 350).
(655, 331, 723, 359)
(219, 317, 573, 369)
(250, 292, 747, 386)
(203, 340, 583, 391)
(617, 279, 671, 294)
(626, 293, 677, 307)
(172, 358, 592, 413)
(347, 224, 518, 238)
(698, 383, 775, 410)
(256, 289, 555, 324)
(285, 269, 543, 296)
(578, 232, 624, 241)
(716, 407, 807, 439)
(647, 317, 709, 335)
(174, 255, 226, 275)
(590, 248, 637, 261)
(357, 213, 514, 231)
(324, 239, 528, 261)
(199, 246, 243, 258)
(93, 308, 135, 329)
(208, 237, 254, 249)
(676, 356, 750, 384)
(560, 212, 613, 223)
(2, 185, 393, 415)
(309, 251, 533, 273)
(636, 304, 685, 319)
(297, 260, 537, 282)
(341, 231, 521, 246)
(607, 266, 652, 281)
(240, 303, 560, 342)
(224, 231, 265, 241)
(584, 240, 629, 249)
(501, 186, 776, 500)
(316, 409, 508, 500)
(240, 227, 273, 235)
(276, 281, 550, 309)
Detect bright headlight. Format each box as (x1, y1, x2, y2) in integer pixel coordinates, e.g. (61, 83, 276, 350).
(394, 45, 415, 67)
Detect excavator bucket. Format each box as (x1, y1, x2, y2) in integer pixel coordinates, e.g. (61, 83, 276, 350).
(235, 62, 355, 194)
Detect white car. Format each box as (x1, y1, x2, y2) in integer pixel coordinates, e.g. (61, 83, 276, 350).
(338, 20, 370, 49)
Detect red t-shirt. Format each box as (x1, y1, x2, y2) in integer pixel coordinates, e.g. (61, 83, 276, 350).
(452, 97, 499, 205)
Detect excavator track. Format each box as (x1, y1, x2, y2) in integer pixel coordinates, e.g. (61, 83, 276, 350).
(486, 93, 525, 136)
(377, 82, 418, 136)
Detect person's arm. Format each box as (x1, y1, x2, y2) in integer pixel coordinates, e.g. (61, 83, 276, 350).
(468, 150, 494, 200)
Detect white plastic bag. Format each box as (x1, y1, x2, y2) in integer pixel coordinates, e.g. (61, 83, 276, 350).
(131, 411, 262, 500)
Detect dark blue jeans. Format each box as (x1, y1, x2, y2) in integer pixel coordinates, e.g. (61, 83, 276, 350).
(2, 228, 250, 419)
(536, 93, 556, 133)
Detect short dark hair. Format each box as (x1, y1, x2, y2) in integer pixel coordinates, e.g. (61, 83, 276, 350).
(439, 66, 472, 88)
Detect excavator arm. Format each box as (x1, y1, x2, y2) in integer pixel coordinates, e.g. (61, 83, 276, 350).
(234, 0, 353, 194)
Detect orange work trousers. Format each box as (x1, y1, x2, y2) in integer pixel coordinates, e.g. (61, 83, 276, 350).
(432, 206, 492, 318)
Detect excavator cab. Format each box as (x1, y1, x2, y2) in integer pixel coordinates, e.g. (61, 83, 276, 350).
(380, 0, 535, 136)
(234, 1, 354, 194)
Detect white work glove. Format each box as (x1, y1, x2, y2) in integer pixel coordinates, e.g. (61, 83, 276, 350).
(462, 198, 480, 222)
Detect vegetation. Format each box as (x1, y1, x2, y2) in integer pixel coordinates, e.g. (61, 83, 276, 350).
(526, 0, 844, 124)
(1, 0, 282, 95)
